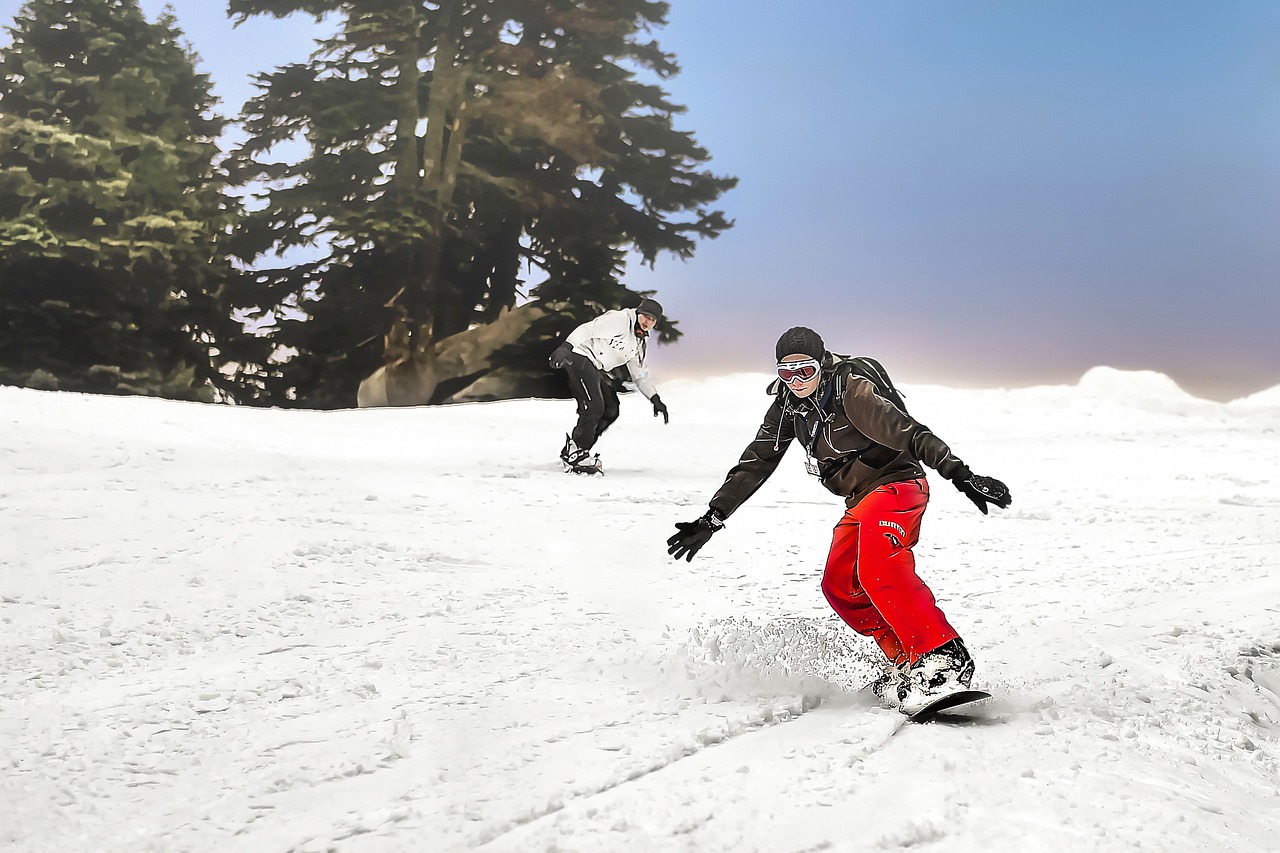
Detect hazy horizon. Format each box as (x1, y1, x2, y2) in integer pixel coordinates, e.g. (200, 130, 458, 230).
(644, 311, 1276, 404)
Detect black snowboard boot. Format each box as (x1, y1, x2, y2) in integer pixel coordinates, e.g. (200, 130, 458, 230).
(560, 434, 600, 473)
(560, 434, 589, 466)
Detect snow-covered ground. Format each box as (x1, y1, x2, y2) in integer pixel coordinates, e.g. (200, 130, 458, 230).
(3, 367, 1279, 852)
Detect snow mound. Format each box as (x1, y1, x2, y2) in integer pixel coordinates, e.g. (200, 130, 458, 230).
(1075, 366, 1207, 412)
(1229, 383, 1280, 409)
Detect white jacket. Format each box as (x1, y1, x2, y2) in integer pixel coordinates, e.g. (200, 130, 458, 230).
(566, 308, 658, 399)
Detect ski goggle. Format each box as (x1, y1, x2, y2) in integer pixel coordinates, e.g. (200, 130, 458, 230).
(776, 359, 821, 383)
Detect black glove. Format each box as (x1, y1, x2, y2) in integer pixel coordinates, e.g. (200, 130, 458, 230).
(952, 471, 1012, 515)
(651, 394, 669, 424)
(667, 508, 725, 562)
(548, 343, 573, 370)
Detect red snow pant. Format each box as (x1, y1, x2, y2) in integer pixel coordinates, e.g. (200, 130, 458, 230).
(821, 478, 958, 666)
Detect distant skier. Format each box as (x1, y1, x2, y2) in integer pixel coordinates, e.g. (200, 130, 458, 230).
(666, 326, 1011, 716)
(548, 298, 670, 473)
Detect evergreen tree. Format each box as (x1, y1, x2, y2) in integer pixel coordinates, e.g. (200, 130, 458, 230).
(227, 0, 734, 408)
(0, 0, 251, 400)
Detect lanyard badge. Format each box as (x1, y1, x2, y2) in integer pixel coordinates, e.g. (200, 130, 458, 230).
(801, 406, 827, 478)
(805, 452, 821, 477)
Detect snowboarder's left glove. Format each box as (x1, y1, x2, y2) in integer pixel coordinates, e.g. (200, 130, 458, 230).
(651, 395, 669, 424)
(667, 508, 724, 562)
(951, 470, 1012, 515)
(548, 343, 574, 369)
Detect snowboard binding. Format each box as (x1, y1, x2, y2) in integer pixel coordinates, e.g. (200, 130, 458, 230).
(559, 434, 603, 476)
(563, 455, 603, 476)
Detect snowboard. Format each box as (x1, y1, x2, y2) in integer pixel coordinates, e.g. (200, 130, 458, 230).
(906, 689, 992, 723)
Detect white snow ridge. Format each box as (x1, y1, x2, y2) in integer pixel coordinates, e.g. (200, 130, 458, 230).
(2, 369, 1279, 852)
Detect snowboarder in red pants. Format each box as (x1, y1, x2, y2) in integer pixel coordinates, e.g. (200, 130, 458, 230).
(667, 326, 1011, 715)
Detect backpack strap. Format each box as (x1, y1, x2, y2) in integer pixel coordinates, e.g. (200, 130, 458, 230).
(830, 354, 908, 413)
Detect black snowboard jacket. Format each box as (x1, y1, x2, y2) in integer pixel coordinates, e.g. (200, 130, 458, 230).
(708, 359, 972, 519)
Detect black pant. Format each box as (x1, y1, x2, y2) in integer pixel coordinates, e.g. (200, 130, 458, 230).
(563, 353, 620, 452)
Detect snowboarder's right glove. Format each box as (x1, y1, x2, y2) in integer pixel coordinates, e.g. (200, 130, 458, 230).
(667, 508, 725, 562)
(548, 344, 574, 369)
(950, 470, 1012, 515)
(651, 395, 669, 424)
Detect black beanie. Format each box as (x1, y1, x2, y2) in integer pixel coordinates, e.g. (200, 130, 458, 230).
(636, 298, 663, 320)
(775, 326, 825, 362)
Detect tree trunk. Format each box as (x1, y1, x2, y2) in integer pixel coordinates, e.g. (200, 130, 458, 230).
(357, 317, 438, 407)
(356, 302, 548, 408)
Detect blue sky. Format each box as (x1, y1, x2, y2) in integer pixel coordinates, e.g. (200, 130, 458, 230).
(2, 0, 1276, 398)
(636, 1, 1279, 399)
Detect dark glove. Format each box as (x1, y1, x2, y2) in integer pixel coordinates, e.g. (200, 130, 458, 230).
(548, 343, 573, 370)
(952, 471, 1012, 515)
(667, 508, 725, 562)
(651, 394, 669, 424)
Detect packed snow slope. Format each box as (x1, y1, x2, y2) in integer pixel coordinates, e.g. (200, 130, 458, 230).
(3, 367, 1280, 853)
